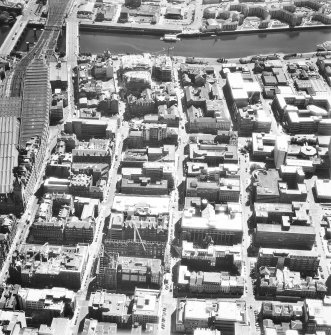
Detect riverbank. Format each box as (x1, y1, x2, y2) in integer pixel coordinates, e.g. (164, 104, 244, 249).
(79, 20, 331, 38)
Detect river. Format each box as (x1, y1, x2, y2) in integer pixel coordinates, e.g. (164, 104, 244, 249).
(76, 28, 331, 58)
(1, 26, 331, 58)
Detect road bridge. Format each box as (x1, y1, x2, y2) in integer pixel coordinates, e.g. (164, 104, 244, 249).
(0, 16, 29, 57)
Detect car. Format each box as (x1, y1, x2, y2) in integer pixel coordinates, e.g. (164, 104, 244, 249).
(217, 58, 227, 63)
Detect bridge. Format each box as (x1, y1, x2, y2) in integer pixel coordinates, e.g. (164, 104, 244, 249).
(9, 0, 71, 98)
(0, 15, 29, 57)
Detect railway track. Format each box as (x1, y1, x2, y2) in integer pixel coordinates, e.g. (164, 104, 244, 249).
(9, 0, 71, 97)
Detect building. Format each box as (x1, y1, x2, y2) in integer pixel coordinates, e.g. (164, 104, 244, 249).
(109, 211, 168, 244)
(255, 223, 315, 250)
(0, 311, 26, 334)
(28, 194, 98, 245)
(82, 319, 118, 335)
(261, 301, 304, 322)
(181, 241, 242, 273)
(117, 256, 163, 289)
(236, 104, 271, 136)
(88, 289, 161, 329)
(176, 298, 247, 335)
(253, 202, 310, 226)
(181, 200, 243, 245)
(165, 7, 183, 19)
(122, 146, 175, 167)
(252, 169, 307, 203)
(120, 178, 168, 195)
(274, 135, 289, 169)
(271, 93, 331, 135)
(17, 287, 75, 325)
(9, 244, 89, 290)
(72, 139, 112, 165)
(252, 133, 276, 160)
(0, 215, 17, 268)
(257, 267, 327, 300)
(49, 62, 68, 90)
(315, 179, 331, 202)
(225, 72, 261, 110)
(189, 141, 238, 166)
(186, 162, 240, 180)
(153, 56, 172, 82)
(132, 288, 160, 327)
(88, 291, 129, 325)
(176, 265, 244, 297)
(105, 195, 170, 258)
(257, 248, 320, 274)
(94, 254, 164, 291)
(303, 298, 331, 335)
(64, 117, 117, 141)
(187, 100, 231, 134)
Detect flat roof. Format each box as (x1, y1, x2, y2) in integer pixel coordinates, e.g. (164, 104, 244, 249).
(112, 195, 170, 215)
(182, 203, 242, 232)
(257, 223, 315, 235)
(315, 179, 331, 199)
(184, 300, 210, 320)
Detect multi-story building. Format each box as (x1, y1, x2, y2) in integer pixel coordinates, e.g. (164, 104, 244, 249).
(0, 215, 17, 268)
(72, 139, 112, 165)
(106, 195, 170, 258)
(186, 177, 240, 203)
(176, 298, 247, 335)
(181, 200, 243, 245)
(236, 104, 271, 136)
(187, 100, 231, 134)
(82, 319, 118, 335)
(127, 88, 155, 116)
(0, 311, 27, 333)
(94, 253, 163, 291)
(271, 93, 331, 135)
(181, 241, 242, 273)
(120, 177, 168, 195)
(88, 291, 129, 325)
(117, 256, 163, 289)
(29, 194, 98, 245)
(186, 162, 240, 180)
(122, 145, 175, 167)
(253, 202, 310, 226)
(257, 267, 327, 300)
(315, 179, 331, 202)
(64, 117, 117, 141)
(153, 55, 172, 82)
(176, 265, 244, 297)
(254, 223, 315, 250)
(189, 141, 238, 165)
(132, 288, 161, 327)
(303, 298, 331, 335)
(88, 288, 160, 329)
(252, 132, 276, 160)
(257, 248, 320, 274)
(261, 301, 304, 322)
(18, 287, 75, 325)
(225, 72, 261, 110)
(9, 244, 89, 290)
(252, 169, 307, 203)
